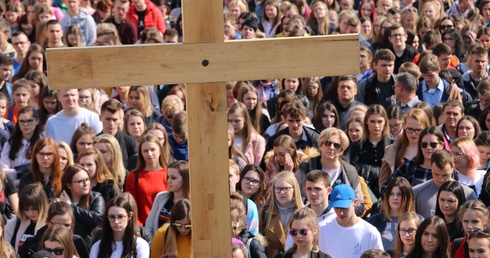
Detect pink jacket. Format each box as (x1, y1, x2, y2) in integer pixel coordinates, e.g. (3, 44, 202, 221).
(244, 132, 266, 166)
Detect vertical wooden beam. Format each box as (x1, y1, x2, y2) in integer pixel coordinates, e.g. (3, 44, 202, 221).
(183, 0, 232, 257)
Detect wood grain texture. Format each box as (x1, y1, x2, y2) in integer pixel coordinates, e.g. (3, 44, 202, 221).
(46, 34, 359, 89)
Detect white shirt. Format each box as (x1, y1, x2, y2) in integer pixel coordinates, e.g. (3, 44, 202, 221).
(89, 237, 149, 258)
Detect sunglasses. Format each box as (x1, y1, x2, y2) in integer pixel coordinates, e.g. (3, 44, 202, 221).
(440, 25, 453, 30)
(173, 222, 192, 229)
(45, 248, 64, 255)
(420, 142, 440, 148)
(289, 228, 309, 237)
(472, 228, 490, 233)
(323, 140, 341, 149)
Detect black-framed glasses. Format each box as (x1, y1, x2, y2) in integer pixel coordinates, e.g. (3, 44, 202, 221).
(323, 140, 341, 149)
(289, 228, 309, 237)
(420, 142, 440, 148)
(71, 178, 90, 185)
(45, 248, 64, 255)
(274, 186, 293, 193)
(242, 176, 260, 185)
(37, 152, 53, 158)
(405, 127, 423, 134)
(173, 222, 192, 229)
(18, 119, 35, 125)
(399, 229, 416, 236)
(108, 214, 127, 222)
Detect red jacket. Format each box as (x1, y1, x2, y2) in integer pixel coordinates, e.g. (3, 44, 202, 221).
(126, 1, 166, 34)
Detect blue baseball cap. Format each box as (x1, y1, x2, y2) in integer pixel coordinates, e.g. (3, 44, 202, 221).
(328, 184, 356, 209)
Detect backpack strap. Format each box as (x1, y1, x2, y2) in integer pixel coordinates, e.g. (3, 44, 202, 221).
(451, 237, 463, 256)
(10, 218, 21, 247)
(246, 237, 253, 258)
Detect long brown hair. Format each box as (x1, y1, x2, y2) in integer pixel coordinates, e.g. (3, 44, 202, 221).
(61, 164, 92, 209)
(134, 134, 167, 172)
(77, 147, 114, 183)
(237, 84, 264, 134)
(228, 102, 258, 154)
(31, 137, 62, 195)
(382, 177, 416, 220)
(162, 199, 192, 256)
(0, 216, 15, 258)
(395, 109, 430, 167)
(40, 225, 80, 258)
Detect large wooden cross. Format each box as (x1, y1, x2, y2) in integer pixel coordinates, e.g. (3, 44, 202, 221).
(46, 0, 359, 256)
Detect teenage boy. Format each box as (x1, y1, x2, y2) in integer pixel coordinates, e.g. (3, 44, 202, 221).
(416, 53, 454, 108)
(388, 25, 418, 74)
(169, 111, 188, 161)
(45, 20, 64, 48)
(357, 49, 396, 109)
(265, 101, 320, 153)
(126, 0, 166, 35)
(333, 75, 361, 129)
(11, 31, 29, 75)
(461, 46, 489, 101)
(319, 184, 383, 258)
(46, 89, 102, 144)
(106, 0, 138, 44)
(59, 0, 97, 46)
(99, 99, 138, 170)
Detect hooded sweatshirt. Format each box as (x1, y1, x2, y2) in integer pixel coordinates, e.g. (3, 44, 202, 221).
(59, 7, 97, 46)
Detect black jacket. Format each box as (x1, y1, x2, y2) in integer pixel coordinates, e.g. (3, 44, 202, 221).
(237, 230, 267, 258)
(73, 191, 105, 246)
(265, 126, 320, 154)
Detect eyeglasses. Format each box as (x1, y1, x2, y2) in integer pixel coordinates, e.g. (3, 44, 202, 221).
(242, 176, 260, 185)
(71, 178, 90, 185)
(108, 214, 127, 222)
(18, 119, 35, 125)
(323, 140, 341, 149)
(399, 229, 416, 236)
(45, 248, 64, 256)
(274, 186, 293, 193)
(289, 228, 309, 237)
(440, 25, 454, 30)
(37, 152, 53, 158)
(173, 222, 192, 229)
(405, 127, 423, 134)
(420, 142, 440, 148)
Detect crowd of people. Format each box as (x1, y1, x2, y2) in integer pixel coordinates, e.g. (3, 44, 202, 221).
(2, 0, 490, 257)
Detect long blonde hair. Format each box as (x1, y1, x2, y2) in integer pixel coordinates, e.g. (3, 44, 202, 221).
(237, 84, 264, 134)
(261, 171, 304, 233)
(393, 212, 421, 258)
(228, 102, 258, 154)
(285, 207, 320, 254)
(93, 134, 126, 188)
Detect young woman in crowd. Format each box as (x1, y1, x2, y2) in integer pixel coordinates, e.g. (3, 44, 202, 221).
(236, 164, 268, 208)
(57, 142, 74, 172)
(69, 123, 94, 159)
(406, 216, 450, 258)
(1, 106, 42, 180)
(77, 147, 120, 202)
(390, 212, 422, 258)
(379, 109, 430, 193)
(265, 135, 302, 185)
(451, 137, 484, 197)
(123, 109, 146, 141)
(144, 123, 173, 167)
(151, 199, 192, 258)
(261, 0, 282, 38)
(228, 102, 266, 166)
(90, 196, 150, 258)
(145, 160, 190, 236)
(435, 181, 466, 241)
(368, 177, 421, 250)
(5, 184, 48, 252)
(125, 134, 168, 225)
(25, 70, 47, 110)
(456, 116, 481, 139)
(306, 0, 331, 36)
(40, 225, 80, 258)
(228, 125, 248, 171)
(302, 77, 323, 120)
(312, 102, 339, 132)
(7, 79, 33, 124)
(452, 200, 489, 258)
(350, 104, 392, 197)
(259, 171, 304, 258)
(128, 86, 161, 126)
(38, 87, 60, 131)
(12, 44, 46, 83)
(93, 134, 127, 189)
(237, 84, 270, 135)
(18, 137, 62, 200)
(282, 207, 331, 258)
(60, 164, 105, 246)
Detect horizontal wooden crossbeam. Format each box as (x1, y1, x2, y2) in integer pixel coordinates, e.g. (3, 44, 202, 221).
(46, 34, 360, 89)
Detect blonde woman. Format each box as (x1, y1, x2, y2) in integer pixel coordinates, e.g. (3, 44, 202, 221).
(94, 134, 127, 189)
(259, 171, 304, 258)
